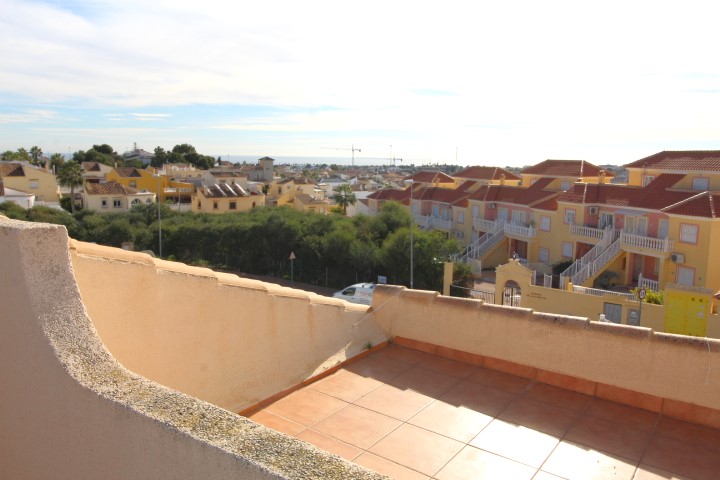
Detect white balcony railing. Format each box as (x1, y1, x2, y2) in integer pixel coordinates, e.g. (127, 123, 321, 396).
(569, 224, 606, 241)
(572, 285, 636, 301)
(473, 218, 497, 232)
(620, 231, 674, 253)
(413, 214, 432, 229)
(503, 223, 536, 238)
(432, 217, 453, 230)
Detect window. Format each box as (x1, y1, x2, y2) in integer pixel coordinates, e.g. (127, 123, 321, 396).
(432, 206, 439, 218)
(642, 175, 655, 187)
(213, 202, 218, 210)
(658, 219, 669, 239)
(455, 230, 464, 240)
(560, 181, 571, 191)
(511, 210, 526, 225)
(561, 242, 573, 258)
(113, 199, 121, 208)
(539, 216, 551, 231)
(197, 201, 202, 208)
(599, 213, 614, 230)
(564, 209, 576, 225)
(692, 177, 709, 191)
(457, 211, 464, 224)
(472, 206, 479, 218)
(129, 181, 137, 188)
(146, 198, 152, 204)
(101, 199, 108, 209)
(679, 224, 698, 244)
(29, 180, 39, 189)
(131, 199, 141, 206)
(229, 201, 237, 210)
(539, 247, 549, 262)
(676, 266, 695, 286)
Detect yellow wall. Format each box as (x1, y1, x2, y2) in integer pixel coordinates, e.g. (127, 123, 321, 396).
(108, 169, 194, 203)
(191, 192, 264, 214)
(1, 164, 59, 201)
(0, 217, 383, 480)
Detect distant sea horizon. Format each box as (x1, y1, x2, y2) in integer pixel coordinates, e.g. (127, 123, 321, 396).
(216, 155, 423, 167)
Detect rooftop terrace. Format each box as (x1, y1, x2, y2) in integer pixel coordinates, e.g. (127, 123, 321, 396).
(2, 216, 720, 479)
(247, 343, 720, 480)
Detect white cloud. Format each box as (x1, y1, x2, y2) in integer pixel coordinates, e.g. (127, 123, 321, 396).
(2, 0, 720, 163)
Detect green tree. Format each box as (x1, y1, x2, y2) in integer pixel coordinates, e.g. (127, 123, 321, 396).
(16, 148, 30, 162)
(333, 184, 356, 215)
(29, 146, 43, 164)
(152, 146, 167, 167)
(2, 150, 17, 161)
(49, 153, 65, 173)
(56, 161, 85, 214)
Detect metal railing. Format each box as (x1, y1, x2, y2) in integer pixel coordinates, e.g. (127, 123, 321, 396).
(470, 288, 495, 303)
(543, 274, 553, 288)
(455, 222, 505, 263)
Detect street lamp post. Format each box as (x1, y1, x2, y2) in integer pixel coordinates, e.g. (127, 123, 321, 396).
(289, 251, 296, 285)
(155, 174, 163, 258)
(410, 181, 414, 289)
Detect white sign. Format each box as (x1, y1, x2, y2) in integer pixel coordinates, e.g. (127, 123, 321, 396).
(377, 275, 387, 284)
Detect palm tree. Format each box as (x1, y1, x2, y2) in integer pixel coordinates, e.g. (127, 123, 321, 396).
(29, 146, 43, 165)
(333, 183, 357, 215)
(49, 153, 64, 173)
(56, 161, 85, 213)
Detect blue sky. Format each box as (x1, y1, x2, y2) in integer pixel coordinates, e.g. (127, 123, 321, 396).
(2, 0, 720, 167)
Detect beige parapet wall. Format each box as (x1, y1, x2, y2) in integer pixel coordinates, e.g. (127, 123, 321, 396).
(0, 217, 385, 480)
(372, 285, 720, 412)
(70, 241, 387, 413)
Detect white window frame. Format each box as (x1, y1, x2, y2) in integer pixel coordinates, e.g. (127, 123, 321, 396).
(560, 181, 571, 191)
(472, 206, 479, 218)
(692, 177, 709, 191)
(113, 198, 122, 208)
(538, 247, 549, 263)
(564, 209, 576, 225)
(676, 266, 695, 286)
(457, 211, 464, 224)
(679, 223, 698, 244)
(101, 199, 108, 209)
(540, 216, 551, 232)
(561, 241, 573, 258)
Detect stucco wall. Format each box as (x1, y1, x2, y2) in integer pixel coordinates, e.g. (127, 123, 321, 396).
(372, 285, 720, 411)
(70, 241, 387, 413)
(0, 217, 384, 480)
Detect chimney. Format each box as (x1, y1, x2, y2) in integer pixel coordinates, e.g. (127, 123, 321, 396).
(598, 170, 606, 184)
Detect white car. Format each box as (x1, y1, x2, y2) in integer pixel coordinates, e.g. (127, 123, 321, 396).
(333, 283, 376, 305)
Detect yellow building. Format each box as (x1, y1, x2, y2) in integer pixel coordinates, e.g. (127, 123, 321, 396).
(107, 167, 195, 206)
(265, 177, 329, 213)
(0, 161, 60, 203)
(192, 183, 265, 213)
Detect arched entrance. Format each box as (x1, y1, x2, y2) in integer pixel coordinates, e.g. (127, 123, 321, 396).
(503, 280, 522, 307)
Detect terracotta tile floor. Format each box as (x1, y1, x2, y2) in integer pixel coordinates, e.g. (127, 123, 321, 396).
(247, 346, 720, 479)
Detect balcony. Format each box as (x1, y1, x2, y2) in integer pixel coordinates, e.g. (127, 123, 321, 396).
(620, 231, 674, 257)
(473, 217, 497, 232)
(413, 214, 432, 229)
(503, 222, 536, 240)
(569, 224, 606, 242)
(431, 216, 453, 231)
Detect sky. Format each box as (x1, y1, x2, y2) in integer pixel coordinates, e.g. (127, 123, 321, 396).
(1, 0, 719, 167)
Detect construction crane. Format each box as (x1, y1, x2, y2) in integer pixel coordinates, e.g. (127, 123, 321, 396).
(321, 144, 361, 167)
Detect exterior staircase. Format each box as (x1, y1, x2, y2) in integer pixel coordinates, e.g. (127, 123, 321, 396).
(455, 222, 506, 264)
(560, 228, 622, 287)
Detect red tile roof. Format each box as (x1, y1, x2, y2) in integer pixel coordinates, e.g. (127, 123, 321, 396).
(556, 174, 720, 217)
(0, 163, 25, 177)
(81, 162, 103, 172)
(625, 150, 720, 171)
(453, 166, 521, 181)
(405, 171, 455, 184)
(521, 160, 609, 178)
(366, 188, 410, 204)
(414, 186, 472, 204)
(468, 180, 561, 210)
(662, 192, 720, 218)
(84, 181, 136, 195)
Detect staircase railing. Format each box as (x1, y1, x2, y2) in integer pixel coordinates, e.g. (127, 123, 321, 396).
(559, 228, 619, 287)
